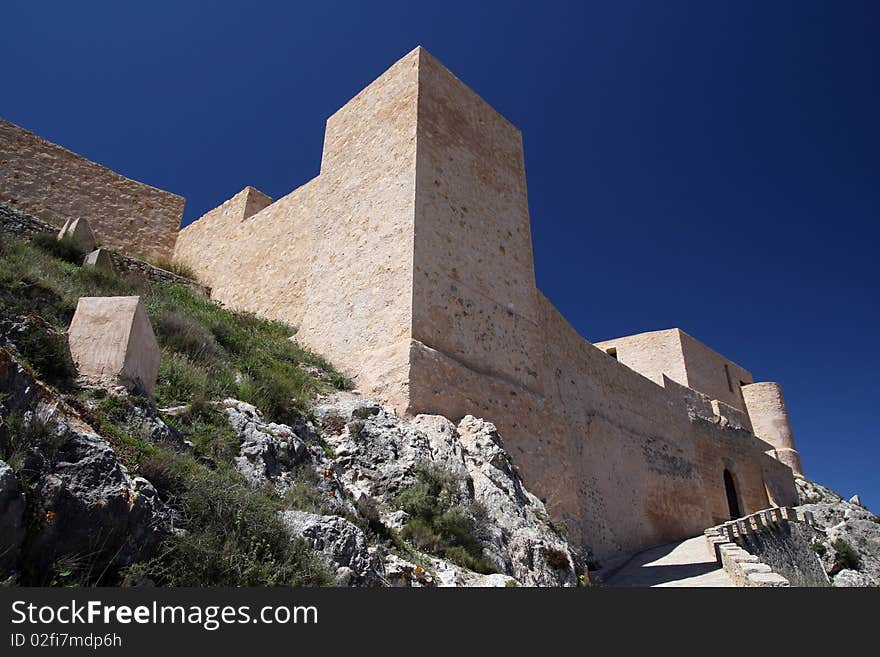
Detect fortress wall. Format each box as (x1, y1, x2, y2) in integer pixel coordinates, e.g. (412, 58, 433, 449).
(679, 330, 753, 411)
(174, 49, 421, 405)
(411, 50, 542, 393)
(408, 291, 719, 558)
(0, 118, 184, 259)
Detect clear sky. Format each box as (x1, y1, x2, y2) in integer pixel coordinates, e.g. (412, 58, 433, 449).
(2, 1, 877, 510)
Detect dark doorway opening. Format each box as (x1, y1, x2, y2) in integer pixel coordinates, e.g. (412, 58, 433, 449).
(724, 469, 741, 519)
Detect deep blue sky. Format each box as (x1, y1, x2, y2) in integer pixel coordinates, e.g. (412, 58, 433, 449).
(3, 2, 877, 510)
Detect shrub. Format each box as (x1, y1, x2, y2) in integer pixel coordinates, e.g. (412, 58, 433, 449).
(155, 351, 210, 407)
(543, 546, 571, 571)
(151, 256, 198, 281)
(0, 414, 64, 473)
(237, 368, 307, 427)
(163, 401, 240, 465)
(811, 541, 827, 557)
(31, 232, 85, 265)
(2, 317, 76, 390)
(831, 538, 860, 570)
(396, 463, 497, 574)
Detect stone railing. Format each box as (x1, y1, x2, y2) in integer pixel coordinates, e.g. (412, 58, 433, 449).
(0, 202, 210, 297)
(704, 507, 816, 587)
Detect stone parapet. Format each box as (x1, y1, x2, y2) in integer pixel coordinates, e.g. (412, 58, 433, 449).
(704, 507, 820, 587)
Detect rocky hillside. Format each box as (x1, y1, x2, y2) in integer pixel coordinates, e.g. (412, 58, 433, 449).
(0, 220, 584, 587)
(795, 477, 880, 586)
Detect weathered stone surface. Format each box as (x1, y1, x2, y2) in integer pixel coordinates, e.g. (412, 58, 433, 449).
(379, 552, 435, 587)
(314, 392, 580, 586)
(0, 459, 26, 572)
(67, 296, 160, 396)
(1, 118, 184, 260)
(796, 476, 880, 587)
(314, 392, 434, 505)
(58, 217, 96, 252)
(82, 248, 114, 273)
(223, 399, 353, 516)
(0, 347, 167, 579)
(278, 510, 381, 586)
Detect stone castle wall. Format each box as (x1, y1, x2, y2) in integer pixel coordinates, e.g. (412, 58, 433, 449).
(173, 47, 799, 560)
(175, 51, 421, 405)
(0, 119, 184, 260)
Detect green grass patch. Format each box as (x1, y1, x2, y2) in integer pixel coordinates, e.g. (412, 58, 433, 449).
(0, 231, 348, 425)
(126, 450, 332, 586)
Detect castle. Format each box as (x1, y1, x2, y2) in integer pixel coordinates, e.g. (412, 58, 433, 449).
(0, 47, 802, 561)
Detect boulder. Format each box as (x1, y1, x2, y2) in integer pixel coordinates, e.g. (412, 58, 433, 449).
(849, 494, 863, 506)
(58, 217, 96, 252)
(67, 296, 160, 396)
(278, 510, 381, 586)
(796, 476, 880, 588)
(0, 348, 167, 581)
(0, 459, 26, 572)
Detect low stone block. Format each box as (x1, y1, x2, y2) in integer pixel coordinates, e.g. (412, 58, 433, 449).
(747, 572, 790, 587)
(82, 248, 114, 273)
(67, 296, 160, 396)
(58, 217, 97, 252)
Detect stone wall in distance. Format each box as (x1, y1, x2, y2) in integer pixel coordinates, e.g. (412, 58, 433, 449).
(0, 119, 184, 260)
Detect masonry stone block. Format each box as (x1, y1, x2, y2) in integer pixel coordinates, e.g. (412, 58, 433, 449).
(82, 248, 114, 273)
(67, 296, 160, 396)
(58, 217, 97, 252)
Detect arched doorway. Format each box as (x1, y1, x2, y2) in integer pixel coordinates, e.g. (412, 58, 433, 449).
(724, 469, 741, 519)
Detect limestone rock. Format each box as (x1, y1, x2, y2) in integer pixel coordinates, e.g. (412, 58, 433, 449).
(67, 296, 160, 396)
(379, 553, 435, 587)
(796, 476, 880, 587)
(278, 510, 381, 586)
(0, 348, 167, 579)
(0, 459, 26, 572)
(58, 217, 97, 252)
(223, 399, 353, 516)
(453, 415, 579, 587)
(314, 392, 434, 504)
(849, 494, 863, 506)
(313, 392, 581, 587)
(82, 248, 114, 273)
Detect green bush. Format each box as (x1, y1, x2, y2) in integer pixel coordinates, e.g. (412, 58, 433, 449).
(0, 414, 64, 472)
(831, 538, 860, 570)
(3, 318, 76, 390)
(397, 464, 496, 574)
(31, 232, 85, 265)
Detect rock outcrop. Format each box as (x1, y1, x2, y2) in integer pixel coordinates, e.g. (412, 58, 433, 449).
(0, 347, 167, 582)
(0, 459, 26, 572)
(795, 477, 880, 587)
(279, 510, 382, 586)
(313, 392, 581, 587)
